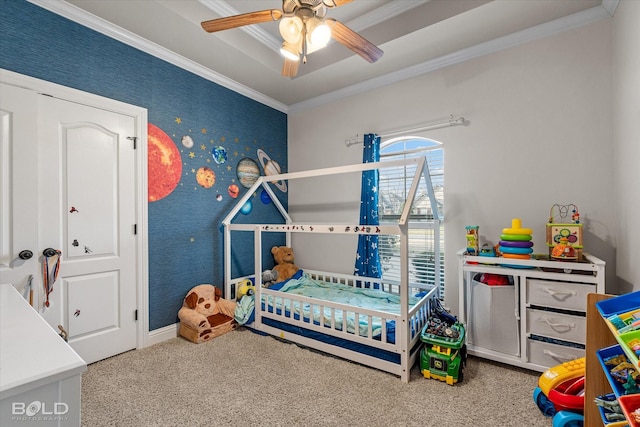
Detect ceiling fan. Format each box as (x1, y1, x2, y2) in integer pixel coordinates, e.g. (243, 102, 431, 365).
(201, 0, 384, 77)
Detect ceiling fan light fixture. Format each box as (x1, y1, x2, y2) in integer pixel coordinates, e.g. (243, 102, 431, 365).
(280, 41, 300, 61)
(279, 16, 303, 44)
(307, 18, 331, 48)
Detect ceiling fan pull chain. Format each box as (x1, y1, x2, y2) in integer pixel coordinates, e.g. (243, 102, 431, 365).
(302, 26, 308, 63)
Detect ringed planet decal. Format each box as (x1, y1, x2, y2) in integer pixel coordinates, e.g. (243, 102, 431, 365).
(257, 149, 287, 192)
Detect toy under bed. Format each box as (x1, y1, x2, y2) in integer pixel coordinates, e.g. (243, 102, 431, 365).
(231, 268, 438, 379)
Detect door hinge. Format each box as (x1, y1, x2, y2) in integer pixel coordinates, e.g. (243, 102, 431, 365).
(135, 309, 138, 321)
(127, 136, 137, 149)
(133, 224, 137, 235)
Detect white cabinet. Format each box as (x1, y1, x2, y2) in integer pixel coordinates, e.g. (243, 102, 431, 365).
(458, 250, 605, 372)
(0, 284, 86, 426)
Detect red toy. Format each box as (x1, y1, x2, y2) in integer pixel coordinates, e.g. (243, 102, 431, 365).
(534, 357, 586, 426)
(547, 375, 585, 413)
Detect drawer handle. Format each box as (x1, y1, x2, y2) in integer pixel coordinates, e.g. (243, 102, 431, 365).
(543, 287, 577, 300)
(543, 349, 579, 362)
(538, 317, 575, 332)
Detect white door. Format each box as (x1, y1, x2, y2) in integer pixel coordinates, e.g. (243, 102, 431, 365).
(0, 83, 139, 364)
(0, 84, 39, 297)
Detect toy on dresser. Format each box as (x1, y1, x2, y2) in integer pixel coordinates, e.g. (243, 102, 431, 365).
(547, 203, 583, 261)
(465, 225, 479, 255)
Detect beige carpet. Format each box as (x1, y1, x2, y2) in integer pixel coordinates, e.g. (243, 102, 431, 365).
(81, 328, 554, 426)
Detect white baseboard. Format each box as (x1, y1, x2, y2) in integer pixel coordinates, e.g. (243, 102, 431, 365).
(144, 323, 179, 348)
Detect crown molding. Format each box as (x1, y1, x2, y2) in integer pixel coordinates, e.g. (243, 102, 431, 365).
(602, 0, 620, 16)
(26, 0, 288, 113)
(288, 3, 616, 113)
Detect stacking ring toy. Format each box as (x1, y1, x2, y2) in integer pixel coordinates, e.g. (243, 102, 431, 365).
(502, 218, 533, 235)
(499, 240, 534, 248)
(499, 246, 533, 255)
(500, 234, 532, 241)
(502, 253, 531, 260)
(502, 227, 533, 235)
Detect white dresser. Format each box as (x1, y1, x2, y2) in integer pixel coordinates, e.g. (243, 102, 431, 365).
(0, 284, 86, 426)
(457, 249, 605, 371)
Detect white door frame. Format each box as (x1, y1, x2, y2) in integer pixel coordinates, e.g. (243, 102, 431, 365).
(0, 68, 150, 350)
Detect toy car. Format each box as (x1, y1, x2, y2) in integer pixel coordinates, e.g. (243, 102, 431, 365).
(419, 320, 466, 385)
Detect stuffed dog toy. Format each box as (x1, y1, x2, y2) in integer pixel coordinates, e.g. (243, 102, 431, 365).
(178, 284, 237, 343)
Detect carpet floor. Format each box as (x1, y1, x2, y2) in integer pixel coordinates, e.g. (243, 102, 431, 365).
(81, 328, 553, 426)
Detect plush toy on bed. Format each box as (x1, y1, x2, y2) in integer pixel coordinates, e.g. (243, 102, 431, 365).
(178, 284, 237, 343)
(261, 269, 279, 287)
(271, 246, 299, 283)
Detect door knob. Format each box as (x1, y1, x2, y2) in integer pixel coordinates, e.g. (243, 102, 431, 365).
(43, 248, 58, 257)
(18, 250, 33, 260)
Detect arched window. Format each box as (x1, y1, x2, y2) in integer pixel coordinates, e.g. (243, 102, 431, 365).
(378, 137, 445, 299)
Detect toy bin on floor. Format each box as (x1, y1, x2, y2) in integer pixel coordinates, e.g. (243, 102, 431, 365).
(420, 321, 466, 385)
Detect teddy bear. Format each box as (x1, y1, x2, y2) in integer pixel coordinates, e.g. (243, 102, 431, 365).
(271, 246, 299, 283)
(178, 284, 237, 343)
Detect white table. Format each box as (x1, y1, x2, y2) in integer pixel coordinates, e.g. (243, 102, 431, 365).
(1, 284, 86, 426)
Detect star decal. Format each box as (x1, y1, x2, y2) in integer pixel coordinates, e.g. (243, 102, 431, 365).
(200, 144, 206, 151)
(175, 117, 182, 124)
(201, 128, 207, 134)
(189, 152, 195, 158)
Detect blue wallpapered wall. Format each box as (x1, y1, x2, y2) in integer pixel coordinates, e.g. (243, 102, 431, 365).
(0, 0, 288, 330)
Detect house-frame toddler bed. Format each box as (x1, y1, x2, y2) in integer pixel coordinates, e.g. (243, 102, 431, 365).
(222, 158, 442, 382)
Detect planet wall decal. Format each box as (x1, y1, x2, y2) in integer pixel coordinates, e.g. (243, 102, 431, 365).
(228, 184, 239, 198)
(257, 149, 287, 192)
(181, 135, 194, 149)
(260, 189, 271, 204)
(212, 146, 227, 164)
(240, 200, 253, 215)
(236, 157, 260, 188)
(148, 123, 182, 202)
(196, 166, 215, 188)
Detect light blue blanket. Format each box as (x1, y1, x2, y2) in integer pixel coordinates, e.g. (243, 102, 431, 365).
(235, 273, 421, 341)
(277, 274, 420, 312)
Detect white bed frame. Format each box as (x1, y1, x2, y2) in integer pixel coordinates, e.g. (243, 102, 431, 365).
(222, 158, 442, 382)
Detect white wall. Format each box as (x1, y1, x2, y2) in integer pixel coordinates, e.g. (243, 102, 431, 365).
(288, 18, 616, 313)
(613, 0, 640, 293)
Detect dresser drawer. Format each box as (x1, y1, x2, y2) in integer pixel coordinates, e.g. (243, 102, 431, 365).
(527, 338, 585, 368)
(526, 308, 586, 344)
(526, 279, 595, 311)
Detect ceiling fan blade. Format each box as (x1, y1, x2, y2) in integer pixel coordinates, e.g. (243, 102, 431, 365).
(324, 0, 354, 7)
(201, 10, 282, 33)
(327, 19, 383, 63)
(282, 58, 300, 78)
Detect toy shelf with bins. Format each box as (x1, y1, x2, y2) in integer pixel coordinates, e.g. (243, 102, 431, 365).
(458, 249, 605, 372)
(590, 291, 640, 426)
